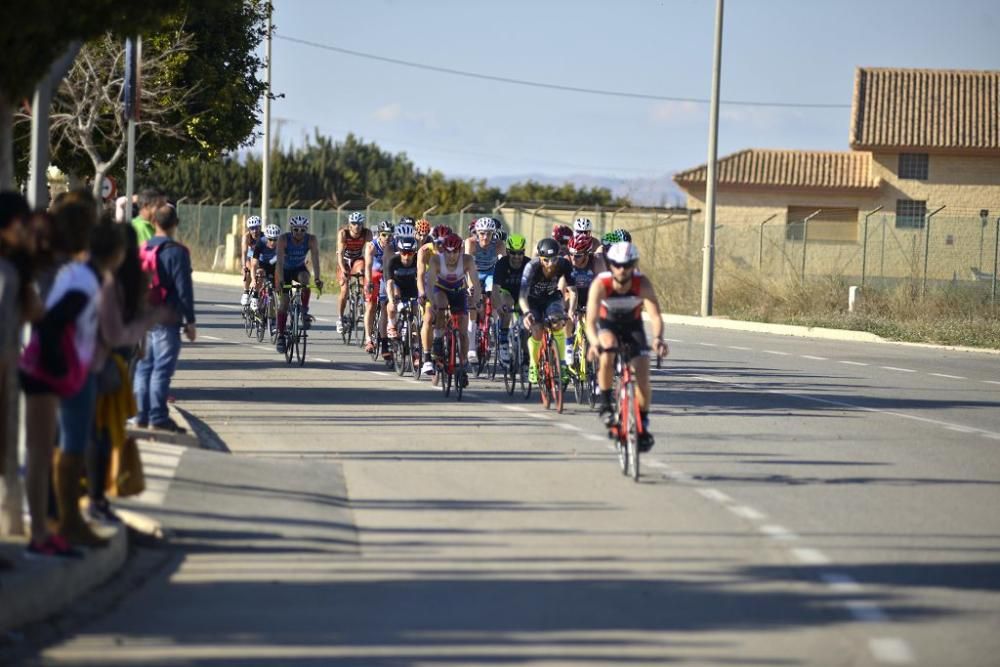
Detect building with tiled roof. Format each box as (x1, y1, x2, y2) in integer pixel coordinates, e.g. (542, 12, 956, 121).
(673, 67, 1000, 276)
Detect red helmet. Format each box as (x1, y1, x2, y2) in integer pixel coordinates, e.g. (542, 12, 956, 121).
(415, 219, 431, 237)
(552, 224, 573, 244)
(568, 234, 594, 256)
(442, 233, 464, 253)
(431, 225, 453, 242)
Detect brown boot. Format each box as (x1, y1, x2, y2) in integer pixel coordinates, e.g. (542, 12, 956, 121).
(54, 450, 109, 548)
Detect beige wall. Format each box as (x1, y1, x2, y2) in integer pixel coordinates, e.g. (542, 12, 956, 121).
(871, 152, 1000, 215)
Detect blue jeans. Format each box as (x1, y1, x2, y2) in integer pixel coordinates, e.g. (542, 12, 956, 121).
(60, 373, 96, 454)
(133, 325, 181, 425)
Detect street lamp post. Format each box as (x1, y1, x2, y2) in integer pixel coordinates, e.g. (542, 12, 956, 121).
(700, 0, 724, 317)
(261, 6, 273, 227)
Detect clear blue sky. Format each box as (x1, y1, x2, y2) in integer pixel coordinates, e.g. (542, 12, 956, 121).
(264, 0, 999, 180)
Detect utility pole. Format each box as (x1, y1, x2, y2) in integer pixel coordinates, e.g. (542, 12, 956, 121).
(27, 42, 81, 209)
(261, 6, 273, 225)
(700, 0, 724, 317)
(123, 36, 141, 217)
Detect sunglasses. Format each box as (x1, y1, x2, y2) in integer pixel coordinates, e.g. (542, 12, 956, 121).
(379, 232, 391, 238)
(444, 248, 461, 254)
(571, 253, 588, 260)
(609, 260, 637, 270)
(400, 250, 416, 256)
(540, 256, 557, 263)
(508, 251, 524, 257)
(291, 227, 307, 233)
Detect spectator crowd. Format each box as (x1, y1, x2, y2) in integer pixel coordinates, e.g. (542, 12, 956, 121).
(0, 187, 196, 565)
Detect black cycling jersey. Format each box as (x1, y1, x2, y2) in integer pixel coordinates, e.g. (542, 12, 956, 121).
(386, 253, 419, 297)
(520, 257, 573, 302)
(493, 256, 528, 300)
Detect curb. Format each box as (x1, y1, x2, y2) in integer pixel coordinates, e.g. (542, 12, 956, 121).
(0, 524, 127, 635)
(192, 270, 244, 288)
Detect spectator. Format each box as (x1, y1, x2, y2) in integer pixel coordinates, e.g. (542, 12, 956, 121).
(89, 224, 168, 522)
(21, 191, 104, 551)
(0, 193, 29, 554)
(133, 203, 196, 433)
(131, 188, 165, 245)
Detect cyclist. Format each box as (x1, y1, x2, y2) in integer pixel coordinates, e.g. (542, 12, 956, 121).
(597, 228, 632, 256)
(364, 220, 396, 358)
(385, 234, 420, 341)
(415, 218, 432, 245)
(552, 224, 573, 256)
(464, 216, 506, 364)
(240, 216, 263, 306)
(565, 233, 606, 366)
(249, 223, 281, 304)
(492, 233, 529, 364)
(585, 242, 669, 452)
(519, 238, 577, 384)
(274, 215, 323, 354)
(417, 225, 451, 375)
(337, 211, 372, 334)
(420, 232, 480, 385)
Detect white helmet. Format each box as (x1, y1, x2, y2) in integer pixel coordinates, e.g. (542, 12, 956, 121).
(395, 223, 416, 238)
(474, 216, 496, 233)
(246, 215, 262, 230)
(289, 215, 309, 229)
(606, 241, 639, 265)
(348, 211, 365, 224)
(264, 224, 281, 239)
(573, 217, 592, 233)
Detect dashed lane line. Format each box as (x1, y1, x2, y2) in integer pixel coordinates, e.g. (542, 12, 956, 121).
(930, 372, 966, 379)
(313, 357, 331, 363)
(801, 355, 828, 361)
(582, 433, 606, 442)
(763, 350, 790, 356)
(869, 638, 915, 664)
(759, 525, 798, 541)
(696, 488, 734, 504)
(845, 601, 889, 623)
(727, 345, 751, 351)
(790, 548, 831, 565)
(728, 506, 767, 521)
(838, 360, 869, 366)
(984, 380, 1000, 386)
(200, 335, 222, 341)
(555, 422, 581, 432)
(880, 366, 916, 373)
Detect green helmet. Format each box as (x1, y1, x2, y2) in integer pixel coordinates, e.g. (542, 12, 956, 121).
(506, 233, 527, 252)
(602, 231, 618, 245)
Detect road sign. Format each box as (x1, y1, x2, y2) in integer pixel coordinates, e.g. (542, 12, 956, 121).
(101, 176, 117, 200)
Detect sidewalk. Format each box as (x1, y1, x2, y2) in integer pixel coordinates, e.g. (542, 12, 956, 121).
(0, 404, 207, 636)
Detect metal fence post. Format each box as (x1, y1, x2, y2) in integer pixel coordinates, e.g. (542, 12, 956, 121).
(860, 205, 883, 288)
(366, 198, 380, 225)
(800, 209, 822, 281)
(992, 215, 999, 305)
(528, 205, 546, 249)
(216, 197, 233, 247)
(921, 205, 946, 297)
(285, 200, 300, 228)
(757, 214, 777, 272)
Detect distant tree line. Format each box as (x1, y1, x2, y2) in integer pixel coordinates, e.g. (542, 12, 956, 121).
(144, 131, 631, 212)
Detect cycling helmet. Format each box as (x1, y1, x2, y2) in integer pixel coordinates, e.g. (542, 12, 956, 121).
(494, 229, 508, 243)
(415, 219, 431, 237)
(442, 233, 464, 253)
(264, 224, 281, 239)
(613, 228, 632, 243)
(396, 236, 418, 252)
(474, 216, 496, 233)
(246, 215, 262, 230)
(506, 233, 527, 253)
(377, 219, 395, 234)
(606, 241, 640, 265)
(348, 211, 365, 224)
(568, 234, 594, 256)
(537, 237, 560, 258)
(289, 215, 309, 229)
(551, 224, 573, 244)
(431, 224, 453, 242)
(602, 231, 618, 246)
(573, 217, 592, 233)
(395, 222, 416, 239)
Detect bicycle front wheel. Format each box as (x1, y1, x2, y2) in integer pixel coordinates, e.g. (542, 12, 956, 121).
(296, 323, 307, 367)
(626, 380, 639, 481)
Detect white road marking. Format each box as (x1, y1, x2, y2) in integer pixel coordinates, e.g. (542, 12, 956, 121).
(764, 350, 790, 356)
(820, 573, 862, 592)
(213, 304, 242, 310)
(314, 317, 331, 322)
(801, 355, 828, 360)
(983, 433, 1000, 441)
(869, 638, 915, 664)
(845, 601, 888, 623)
(583, 433, 606, 442)
(984, 380, 1000, 386)
(880, 366, 916, 373)
(759, 525, 798, 540)
(664, 338, 682, 343)
(404, 379, 421, 384)
(930, 372, 966, 379)
(502, 405, 528, 412)
(313, 357, 331, 363)
(947, 426, 976, 433)
(526, 412, 553, 421)
(838, 360, 869, 366)
(253, 346, 272, 351)
(201, 335, 222, 341)
(698, 342, 718, 347)
(790, 548, 831, 565)
(645, 459, 669, 469)
(696, 488, 733, 504)
(555, 422, 581, 432)
(666, 470, 692, 482)
(728, 505, 767, 521)
(727, 345, 751, 351)
(372, 371, 390, 376)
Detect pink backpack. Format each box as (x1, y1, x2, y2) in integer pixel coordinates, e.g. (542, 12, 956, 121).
(19, 325, 87, 397)
(139, 240, 177, 306)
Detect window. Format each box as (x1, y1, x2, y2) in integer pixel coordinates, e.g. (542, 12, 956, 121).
(898, 153, 928, 180)
(896, 199, 927, 229)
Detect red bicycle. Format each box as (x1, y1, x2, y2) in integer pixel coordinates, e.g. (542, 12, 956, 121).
(474, 292, 496, 379)
(537, 314, 565, 413)
(434, 306, 467, 401)
(607, 339, 652, 482)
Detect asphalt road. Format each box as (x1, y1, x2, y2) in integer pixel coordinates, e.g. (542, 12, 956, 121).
(34, 284, 1000, 666)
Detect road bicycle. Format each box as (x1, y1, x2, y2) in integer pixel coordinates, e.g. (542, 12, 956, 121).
(367, 298, 394, 368)
(568, 310, 598, 407)
(434, 303, 468, 401)
(392, 297, 423, 378)
(606, 340, 659, 483)
(281, 281, 320, 367)
(474, 293, 497, 379)
(242, 292, 254, 337)
(503, 310, 531, 399)
(341, 273, 365, 346)
(251, 275, 277, 344)
(536, 314, 565, 413)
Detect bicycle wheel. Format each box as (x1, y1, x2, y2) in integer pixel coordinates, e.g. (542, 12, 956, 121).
(488, 320, 500, 381)
(626, 380, 639, 481)
(342, 299, 352, 344)
(296, 313, 307, 367)
(520, 337, 532, 399)
(587, 359, 599, 409)
(616, 378, 630, 476)
(394, 332, 407, 376)
(284, 305, 296, 364)
(410, 314, 423, 380)
(548, 337, 564, 414)
(538, 336, 552, 410)
(243, 304, 254, 336)
(255, 297, 266, 342)
(441, 330, 452, 398)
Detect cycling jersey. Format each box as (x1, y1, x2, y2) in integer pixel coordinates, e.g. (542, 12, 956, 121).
(386, 254, 419, 299)
(472, 238, 500, 274)
(434, 253, 466, 292)
(493, 256, 527, 300)
(341, 229, 366, 261)
(252, 238, 278, 269)
(282, 232, 311, 271)
(597, 271, 644, 322)
(520, 257, 573, 302)
(569, 256, 599, 307)
(244, 231, 261, 261)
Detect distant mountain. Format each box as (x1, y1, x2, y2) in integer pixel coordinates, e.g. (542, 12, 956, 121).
(482, 173, 687, 208)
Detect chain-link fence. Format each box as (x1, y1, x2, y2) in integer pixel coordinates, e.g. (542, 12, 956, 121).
(174, 202, 1000, 310)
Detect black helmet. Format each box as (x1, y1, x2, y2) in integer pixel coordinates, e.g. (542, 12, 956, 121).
(537, 237, 560, 258)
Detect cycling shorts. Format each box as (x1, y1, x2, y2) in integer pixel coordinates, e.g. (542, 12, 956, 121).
(281, 267, 309, 289)
(597, 318, 648, 361)
(339, 258, 365, 286)
(367, 271, 383, 305)
(434, 286, 468, 316)
(478, 271, 494, 294)
(526, 295, 565, 329)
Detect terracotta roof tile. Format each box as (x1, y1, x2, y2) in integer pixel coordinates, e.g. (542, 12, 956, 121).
(673, 149, 879, 190)
(850, 67, 1000, 152)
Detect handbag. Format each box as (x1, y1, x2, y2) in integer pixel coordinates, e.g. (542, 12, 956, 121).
(108, 436, 145, 498)
(18, 325, 87, 398)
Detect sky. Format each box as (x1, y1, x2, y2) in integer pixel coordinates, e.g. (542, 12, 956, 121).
(264, 0, 999, 182)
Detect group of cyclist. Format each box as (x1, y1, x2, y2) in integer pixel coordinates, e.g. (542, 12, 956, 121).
(239, 212, 668, 452)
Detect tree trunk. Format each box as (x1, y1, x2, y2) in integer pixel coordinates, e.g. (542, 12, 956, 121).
(0, 96, 14, 191)
(92, 168, 106, 200)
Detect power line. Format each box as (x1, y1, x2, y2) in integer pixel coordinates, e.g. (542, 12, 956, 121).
(276, 33, 850, 110)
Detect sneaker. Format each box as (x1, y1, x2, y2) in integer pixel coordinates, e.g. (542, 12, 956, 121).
(599, 401, 615, 427)
(564, 351, 574, 367)
(336, 319, 344, 334)
(467, 350, 478, 363)
(240, 292, 249, 307)
(277, 337, 287, 353)
(499, 343, 510, 365)
(151, 418, 188, 434)
(25, 535, 83, 560)
(249, 297, 259, 311)
(387, 324, 399, 339)
(127, 417, 148, 429)
(638, 431, 655, 452)
(528, 365, 538, 384)
(460, 363, 471, 387)
(421, 360, 435, 375)
(87, 499, 122, 524)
